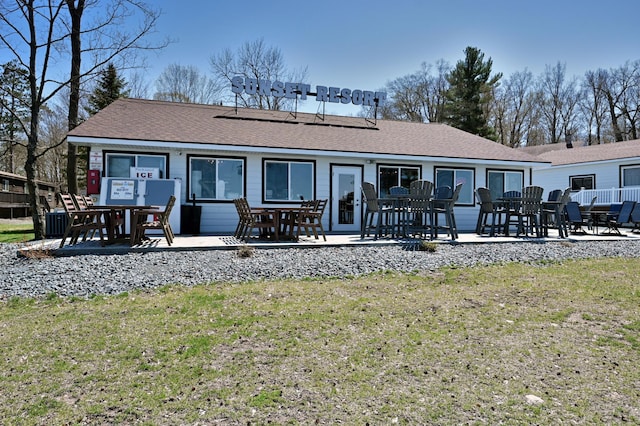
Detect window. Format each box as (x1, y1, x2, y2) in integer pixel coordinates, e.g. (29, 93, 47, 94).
(570, 174, 595, 191)
(487, 170, 523, 200)
(621, 166, 640, 187)
(378, 165, 420, 197)
(105, 153, 167, 178)
(189, 156, 244, 201)
(2, 179, 8, 191)
(264, 160, 314, 201)
(435, 167, 475, 205)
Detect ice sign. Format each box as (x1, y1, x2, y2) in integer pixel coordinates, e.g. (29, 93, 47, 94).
(130, 167, 159, 179)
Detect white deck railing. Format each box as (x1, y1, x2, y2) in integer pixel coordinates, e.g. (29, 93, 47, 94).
(571, 187, 640, 206)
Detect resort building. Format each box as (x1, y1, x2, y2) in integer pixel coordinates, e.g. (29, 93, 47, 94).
(65, 98, 549, 234)
(527, 140, 640, 206)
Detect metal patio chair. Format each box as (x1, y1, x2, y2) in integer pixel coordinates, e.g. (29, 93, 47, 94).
(432, 183, 463, 240)
(475, 187, 505, 236)
(361, 181, 393, 240)
(603, 200, 636, 235)
(565, 201, 589, 234)
(504, 185, 543, 237)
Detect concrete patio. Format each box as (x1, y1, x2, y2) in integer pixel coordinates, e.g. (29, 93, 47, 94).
(25, 226, 640, 256)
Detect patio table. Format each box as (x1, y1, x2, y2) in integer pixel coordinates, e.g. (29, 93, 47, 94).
(258, 206, 314, 241)
(376, 195, 437, 240)
(498, 195, 543, 237)
(379, 196, 410, 238)
(91, 205, 158, 245)
(405, 196, 434, 239)
(588, 210, 619, 235)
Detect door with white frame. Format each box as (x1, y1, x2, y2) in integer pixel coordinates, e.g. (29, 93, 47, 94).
(331, 165, 363, 232)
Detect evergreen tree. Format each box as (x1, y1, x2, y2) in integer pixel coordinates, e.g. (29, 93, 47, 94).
(86, 63, 129, 116)
(444, 46, 502, 139)
(0, 60, 30, 173)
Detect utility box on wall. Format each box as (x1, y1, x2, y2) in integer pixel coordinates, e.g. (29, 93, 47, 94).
(87, 170, 100, 195)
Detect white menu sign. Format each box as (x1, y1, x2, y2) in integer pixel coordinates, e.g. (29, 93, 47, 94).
(110, 180, 135, 200)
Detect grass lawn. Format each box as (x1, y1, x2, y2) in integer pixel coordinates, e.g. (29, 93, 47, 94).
(0, 257, 639, 424)
(0, 221, 34, 244)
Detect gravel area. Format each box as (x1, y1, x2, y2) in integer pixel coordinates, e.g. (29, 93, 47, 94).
(2, 240, 640, 298)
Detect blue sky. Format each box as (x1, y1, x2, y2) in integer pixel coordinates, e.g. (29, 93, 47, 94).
(2, 1, 636, 115)
(143, 0, 639, 114)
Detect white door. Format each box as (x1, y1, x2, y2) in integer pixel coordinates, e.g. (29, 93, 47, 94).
(331, 165, 363, 232)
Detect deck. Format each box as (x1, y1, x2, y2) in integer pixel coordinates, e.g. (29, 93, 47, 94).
(20, 226, 640, 257)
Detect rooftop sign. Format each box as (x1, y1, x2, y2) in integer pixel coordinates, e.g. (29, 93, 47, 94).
(231, 77, 386, 107)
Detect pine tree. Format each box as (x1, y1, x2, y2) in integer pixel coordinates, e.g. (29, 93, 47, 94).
(444, 47, 502, 139)
(0, 60, 30, 173)
(86, 63, 129, 116)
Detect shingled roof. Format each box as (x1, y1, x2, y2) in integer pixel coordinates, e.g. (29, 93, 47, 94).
(521, 139, 640, 166)
(68, 98, 546, 164)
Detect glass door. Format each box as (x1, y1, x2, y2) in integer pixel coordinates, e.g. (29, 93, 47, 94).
(331, 165, 362, 232)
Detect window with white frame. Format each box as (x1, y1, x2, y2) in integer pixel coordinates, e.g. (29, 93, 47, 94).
(264, 160, 314, 201)
(105, 153, 167, 178)
(570, 174, 595, 191)
(487, 170, 523, 200)
(435, 167, 474, 205)
(621, 165, 640, 187)
(189, 156, 244, 201)
(378, 165, 420, 197)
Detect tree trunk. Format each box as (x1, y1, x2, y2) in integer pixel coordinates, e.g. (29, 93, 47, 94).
(26, 89, 44, 239)
(66, 144, 78, 194)
(25, 0, 43, 240)
(604, 91, 624, 142)
(25, 133, 44, 240)
(65, 0, 84, 195)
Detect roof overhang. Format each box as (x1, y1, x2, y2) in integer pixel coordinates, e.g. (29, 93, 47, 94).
(533, 156, 640, 170)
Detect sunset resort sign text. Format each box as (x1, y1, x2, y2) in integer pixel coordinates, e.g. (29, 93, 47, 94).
(231, 77, 386, 107)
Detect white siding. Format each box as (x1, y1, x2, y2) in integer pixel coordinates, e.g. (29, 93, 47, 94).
(533, 161, 622, 192)
(87, 144, 537, 235)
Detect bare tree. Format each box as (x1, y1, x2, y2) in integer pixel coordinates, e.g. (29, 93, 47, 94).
(492, 69, 536, 147)
(0, 0, 167, 238)
(0, 0, 67, 238)
(39, 101, 68, 186)
(429, 60, 451, 123)
(382, 73, 426, 122)
(613, 61, 640, 141)
(580, 69, 611, 144)
(64, 0, 168, 195)
(381, 60, 450, 123)
(210, 38, 308, 110)
(600, 69, 626, 142)
(153, 63, 221, 104)
(537, 62, 579, 144)
(127, 69, 151, 98)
